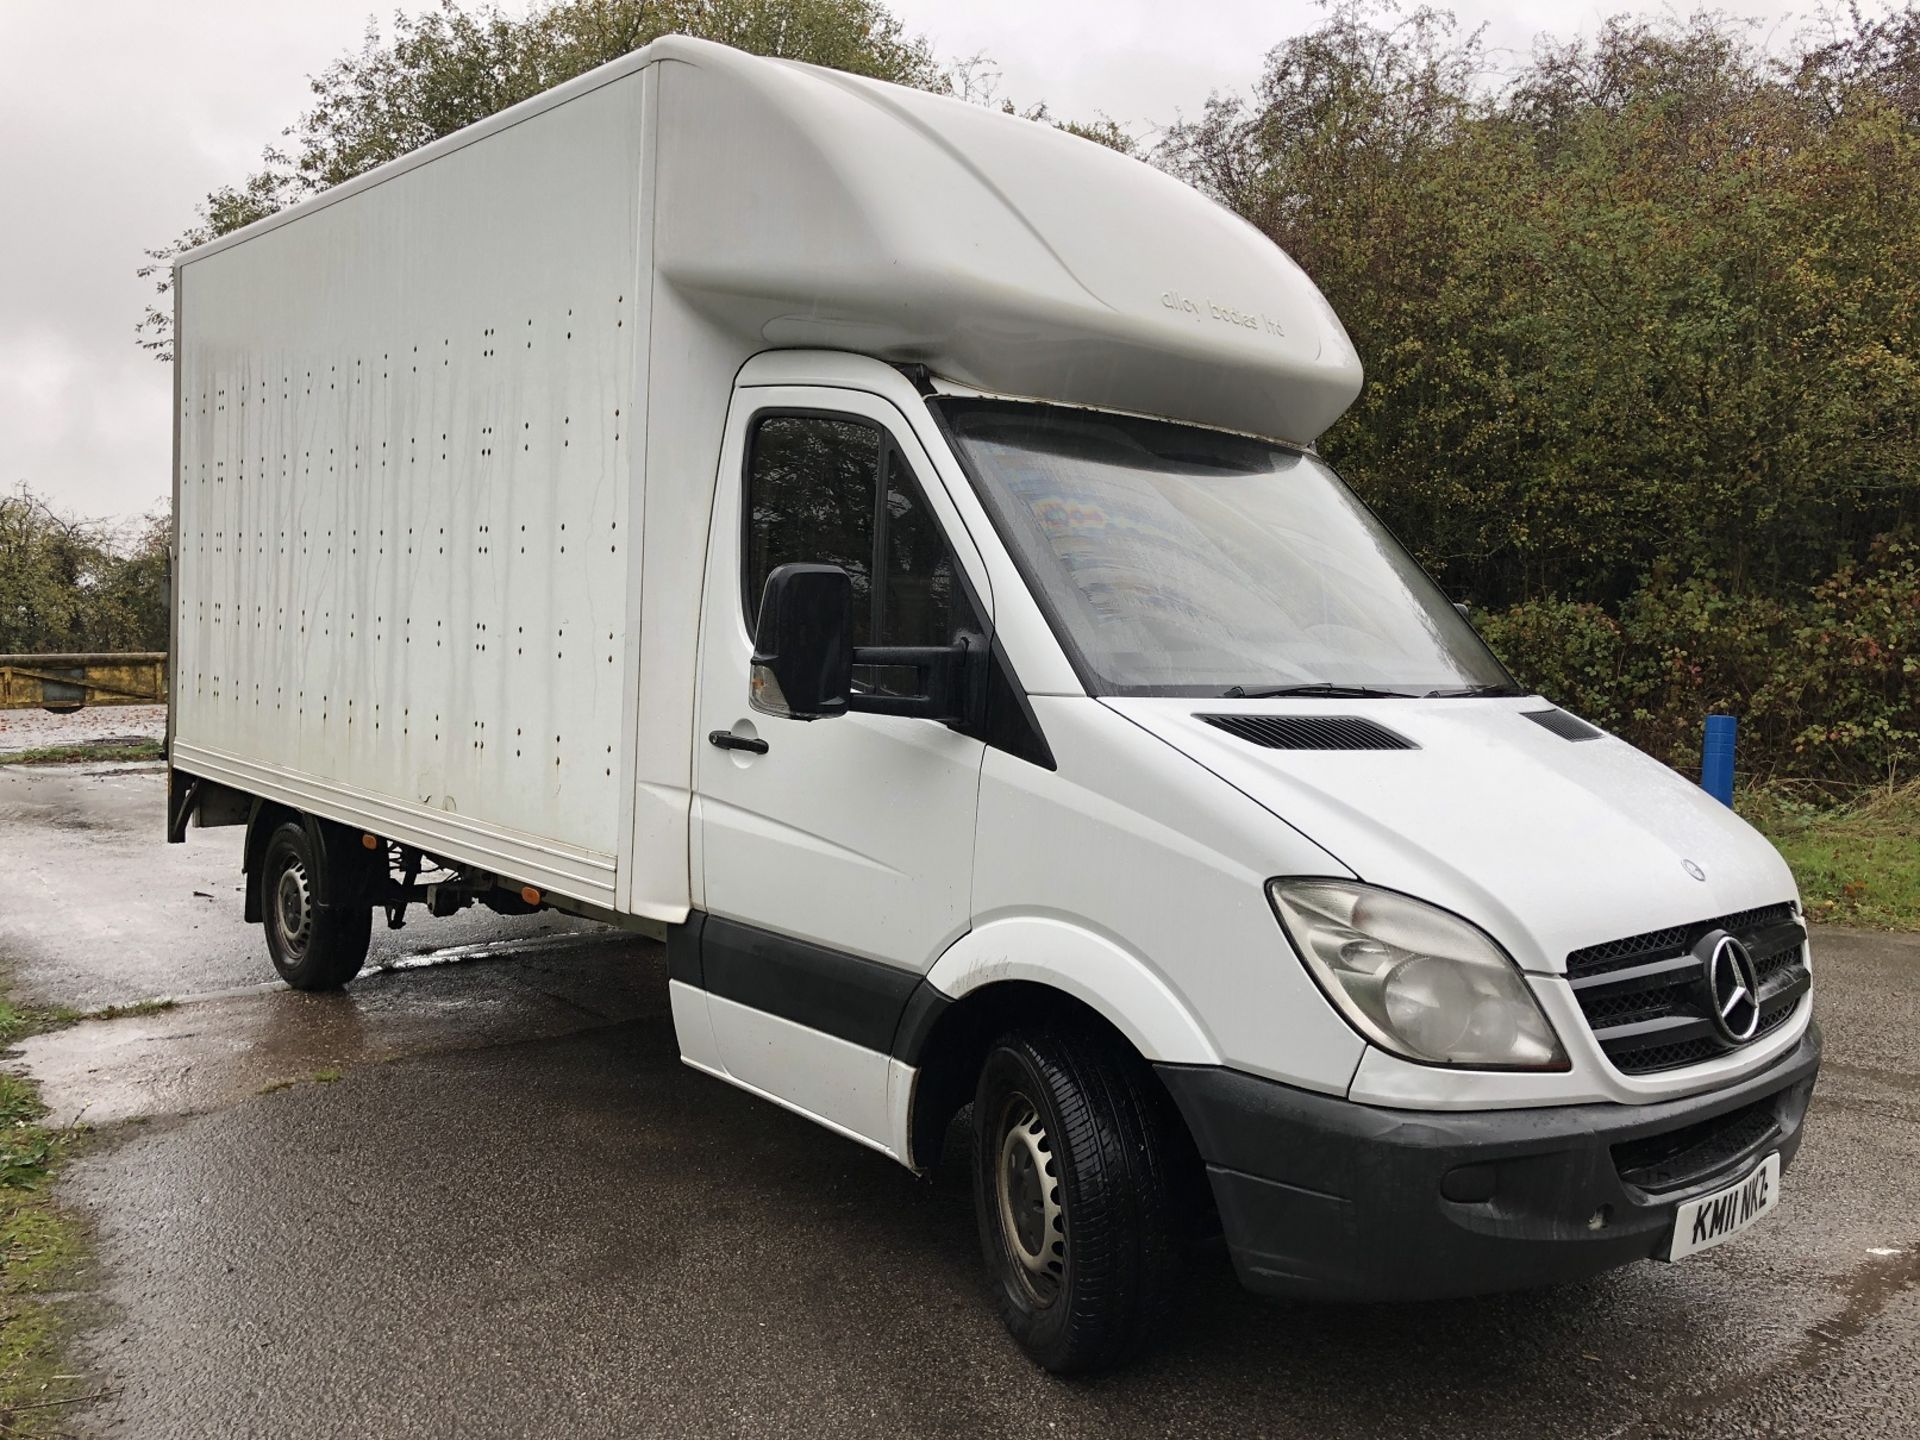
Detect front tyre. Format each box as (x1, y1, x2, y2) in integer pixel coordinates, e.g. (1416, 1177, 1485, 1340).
(260, 821, 370, 991)
(972, 1026, 1183, 1372)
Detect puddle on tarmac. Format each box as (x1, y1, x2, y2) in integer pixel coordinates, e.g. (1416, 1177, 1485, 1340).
(9, 929, 663, 1128)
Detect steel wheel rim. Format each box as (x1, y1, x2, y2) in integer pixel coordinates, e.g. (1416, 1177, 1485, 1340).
(994, 1093, 1065, 1306)
(273, 856, 313, 960)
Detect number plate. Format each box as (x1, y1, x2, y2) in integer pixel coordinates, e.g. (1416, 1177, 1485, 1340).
(1665, 1152, 1781, 1261)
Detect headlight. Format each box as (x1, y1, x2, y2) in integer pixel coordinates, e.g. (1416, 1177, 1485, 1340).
(1268, 880, 1568, 1070)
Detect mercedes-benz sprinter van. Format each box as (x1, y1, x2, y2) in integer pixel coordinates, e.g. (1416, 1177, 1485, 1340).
(167, 36, 1820, 1371)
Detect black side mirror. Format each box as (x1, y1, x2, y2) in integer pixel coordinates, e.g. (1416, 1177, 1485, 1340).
(750, 564, 853, 721)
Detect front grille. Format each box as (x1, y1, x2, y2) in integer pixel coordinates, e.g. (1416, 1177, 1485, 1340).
(1612, 1096, 1783, 1194)
(1566, 902, 1809, 1075)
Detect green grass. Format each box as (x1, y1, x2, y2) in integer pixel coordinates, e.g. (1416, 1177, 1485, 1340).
(0, 740, 164, 767)
(0, 994, 174, 1428)
(1742, 780, 1920, 931)
(0, 1007, 87, 1431)
(0, 1005, 81, 1049)
(0, 999, 173, 1043)
(81, 998, 175, 1025)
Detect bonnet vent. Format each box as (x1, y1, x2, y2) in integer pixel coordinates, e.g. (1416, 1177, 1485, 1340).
(1197, 714, 1417, 752)
(1522, 708, 1603, 742)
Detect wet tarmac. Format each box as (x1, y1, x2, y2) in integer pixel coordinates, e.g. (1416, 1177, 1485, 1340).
(3, 764, 1918, 1438)
(0, 761, 594, 1008)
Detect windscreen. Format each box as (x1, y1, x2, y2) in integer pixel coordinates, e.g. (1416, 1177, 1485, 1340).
(937, 400, 1514, 698)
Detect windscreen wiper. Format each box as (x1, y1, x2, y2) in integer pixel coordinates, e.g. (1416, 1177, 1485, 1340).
(1420, 683, 1527, 698)
(1220, 682, 1417, 699)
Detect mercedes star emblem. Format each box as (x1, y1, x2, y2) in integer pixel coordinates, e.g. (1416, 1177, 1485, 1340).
(1695, 929, 1762, 1045)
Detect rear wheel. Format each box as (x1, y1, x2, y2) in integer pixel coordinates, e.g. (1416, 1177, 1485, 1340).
(260, 821, 370, 991)
(972, 1025, 1183, 1372)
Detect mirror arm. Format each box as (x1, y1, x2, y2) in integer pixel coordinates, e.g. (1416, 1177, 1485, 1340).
(845, 636, 979, 724)
(847, 645, 957, 667)
(844, 690, 946, 719)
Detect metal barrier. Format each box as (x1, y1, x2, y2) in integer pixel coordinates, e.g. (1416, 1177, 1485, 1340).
(0, 653, 168, 711)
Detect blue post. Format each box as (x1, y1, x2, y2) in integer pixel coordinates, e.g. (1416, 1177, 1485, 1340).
(1701, 714, 1737, 808)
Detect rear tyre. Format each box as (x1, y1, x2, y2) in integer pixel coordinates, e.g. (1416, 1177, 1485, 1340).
(972, 1024, 1183, 1373)
(260, 821, 370, 991)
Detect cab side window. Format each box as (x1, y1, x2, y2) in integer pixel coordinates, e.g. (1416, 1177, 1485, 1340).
(743, 414, 977, 691)
(744, 415, 878, 646)
(880, 446, 960, 648)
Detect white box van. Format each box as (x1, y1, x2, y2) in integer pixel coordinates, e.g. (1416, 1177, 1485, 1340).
(167, 37, 1820, 1371)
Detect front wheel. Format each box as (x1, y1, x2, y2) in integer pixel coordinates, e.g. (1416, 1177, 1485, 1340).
(260, 821, 370, 991)
(972, 1025, 1183, 1372)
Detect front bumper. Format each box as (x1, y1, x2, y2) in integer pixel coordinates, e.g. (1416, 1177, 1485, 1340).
(1155, 1024, 1821, 1302)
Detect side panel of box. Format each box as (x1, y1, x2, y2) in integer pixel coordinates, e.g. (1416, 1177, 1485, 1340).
(173, 75, 647, 899)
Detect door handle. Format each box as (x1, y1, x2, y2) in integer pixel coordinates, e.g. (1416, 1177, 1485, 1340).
(708, 730, 769, 755)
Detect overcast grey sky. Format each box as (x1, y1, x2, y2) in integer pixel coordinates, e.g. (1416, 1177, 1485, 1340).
(0, 0, 1847, 521)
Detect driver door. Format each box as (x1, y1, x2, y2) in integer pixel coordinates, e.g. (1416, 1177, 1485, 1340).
(686, 385, 990, 1152)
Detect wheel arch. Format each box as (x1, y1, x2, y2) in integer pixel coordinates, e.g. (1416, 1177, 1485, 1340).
(242, 800, 380, 922)
(241, 799, 302, 924)
(900, 917, 1220, 1173)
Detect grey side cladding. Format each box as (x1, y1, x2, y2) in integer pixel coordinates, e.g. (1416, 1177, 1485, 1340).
(691, 914, 922, 1054)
